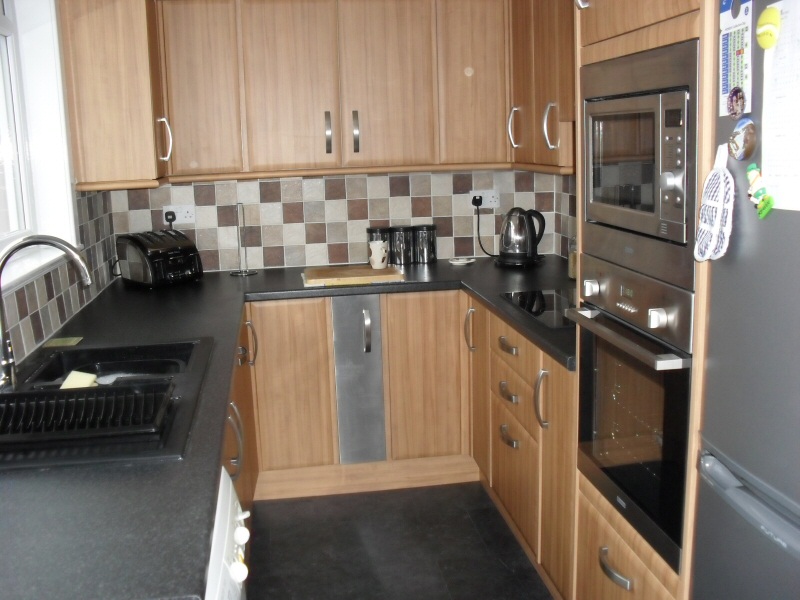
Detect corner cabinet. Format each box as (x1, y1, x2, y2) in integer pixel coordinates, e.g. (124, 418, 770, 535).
(576, 0, 699, 47)
(58, 0, 168, 190)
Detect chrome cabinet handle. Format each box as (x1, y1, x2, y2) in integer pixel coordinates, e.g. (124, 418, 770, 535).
(226, 403, 244, 481)
(533, 369, 550, 429)
(499, 381, 519, 405)
(498, 336, 518, 356)
(363, 309, 372, 353)
(574, 0, 590, 9)
(236, 345, 248, 367)
(352, 110, 360, 153)
(245, 320, 258, 367)
(599, 547, 633, 591)
(324, 110, 332, 154)
(499, 424, 520, 449)
(507, 106, 520, 148)
(464, 307, 476, 352)
(543, 102, 559, 150)
(157, 117, 173, 162)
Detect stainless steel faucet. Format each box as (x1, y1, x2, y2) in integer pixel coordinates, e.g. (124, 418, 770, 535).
(0, 235, 92, 390)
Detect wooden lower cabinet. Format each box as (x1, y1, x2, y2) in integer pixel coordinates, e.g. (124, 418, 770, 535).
(466, 295, 491, 482)
(384, 291, 468, 460)
(576, 475, 679, 600)
(247, 298, 338, 471)
(492, 396, 540, 554)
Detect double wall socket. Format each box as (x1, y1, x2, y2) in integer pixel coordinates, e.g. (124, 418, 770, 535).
(162, 205, 195, 225)
(470, 189, 499, 208)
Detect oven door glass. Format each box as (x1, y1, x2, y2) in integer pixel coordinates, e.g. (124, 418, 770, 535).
(578, 310, 690, 569)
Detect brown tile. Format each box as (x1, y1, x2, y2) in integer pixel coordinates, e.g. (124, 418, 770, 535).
(15, 288, 28, 319)
(44, 272, 55, 301)
(433, 216, 454, 237)
(453, 237, 475, 257)
(218, 205, 238, 227)
(243, 225, 262, 247)
(327, 243, 349, 264)
(282, 202, 305, 224)
(369, 219, 390, 228)
(194, 184, 215, 206)
(150, 209, 163, 230)
(199, 250, 220, 271)
(495, 214, 504, 234)
(347, 199, 368, 220)
(411, 196, 432, 218)
(128, 189, 150, 210)
(389, 175, 410, 197)
(56, 295, 67, 323)
(31, 312, 44, 345)
(568, 194, 577, 217)
(452, 173, 473, 194)
(305, 223, 327, 244)
(263, 246, 285, 267)
(535, 192, 554, 212)
(260, 181, 282, 203)
(515, 171, 534, 192)
(325, 178, 346, 200)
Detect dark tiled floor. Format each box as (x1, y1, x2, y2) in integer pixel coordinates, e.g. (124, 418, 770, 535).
(247, 483, 553, 600)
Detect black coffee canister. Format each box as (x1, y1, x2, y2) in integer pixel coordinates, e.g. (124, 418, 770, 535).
(413, 224, 437, 264)
(388, 226, 414, 265)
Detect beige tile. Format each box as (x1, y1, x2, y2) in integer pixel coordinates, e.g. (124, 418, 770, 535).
(346, 176, 367, 199)
(367, 174, 390, 198)
(437, 237, 454, 259)
(110, 190, 128, 212)
(215, 182, 238, 206)
(432, 195, 453, 217)
(325, 199, 348, 222)
(388, 196, 412, 220)
(281, 178, 303, 202)
(149, 186, 172, 210)
(237, 181, 260, 204)
(452, 194, 474, 217)
(348, 242, 368, 263)
(218, 248, 240, 271)
(431, 173, 453, 195)
(304, 201, 326, 223)
(495, 170, 516, 193)
(260, 203, 284, 226)
(327, 222, 348, 243)
(243, 247, 264, 270)
(283, 223, 306, 245)
(284, 245, 306, 266)
(243, 203, 261, 226)
(347, 220, 369, 243)
(112, 212, 130, 233)
(453, 215, 474, 237)
(534, 172, 555, 192)
(171, 185, 195, 206)
(194, 228, 219, 251)
(302, 178, 325, 201)
(410, 173, 431, 196)
(129, 210, 152, 232)
(195, 206, 218, 228)
(305, 243, 329, 266)
(369, 198, 390, 220)
(261, 225, 284, 247)
(472, 171, 494, 190)
(513, 192, 535, 210)
(218, 226, 239, 249)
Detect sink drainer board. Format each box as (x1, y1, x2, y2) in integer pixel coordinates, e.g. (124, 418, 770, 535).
(0, 381, 174, 453)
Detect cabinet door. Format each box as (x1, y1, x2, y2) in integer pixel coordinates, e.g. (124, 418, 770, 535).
(436, 0, 508, 164)
(241, 0, 341, 171)
(492, 397, 540, 554)
(538, 354, 578, 599)
(508, 0, 535, 164)
(466, 296, 491, 481)
(338, 0, 437, 167)
(58, 0, 165, 187)
(532, 0, 574, 167)
(385, 291, 466, 459)
(249, 299, 338, 471)
(578, 0, 699, 47)
(158, 0, 242, 175)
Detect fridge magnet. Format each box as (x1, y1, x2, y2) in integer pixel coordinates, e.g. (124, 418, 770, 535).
(695, 145, 735, 262)
(728, 117, 758, 160)
(719, 0, 753, 117)
(726, 87, 747, 119)
(756, 5, 782, 49)
(746, 163, 775, 219)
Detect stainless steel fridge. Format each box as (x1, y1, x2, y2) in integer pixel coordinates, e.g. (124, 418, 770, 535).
(691, 1, 800, 598)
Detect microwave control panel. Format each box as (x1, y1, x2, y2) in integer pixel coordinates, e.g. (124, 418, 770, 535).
(659, 90, 689, 233)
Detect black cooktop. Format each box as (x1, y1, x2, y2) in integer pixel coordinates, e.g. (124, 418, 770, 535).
(501, 289, 576, 329)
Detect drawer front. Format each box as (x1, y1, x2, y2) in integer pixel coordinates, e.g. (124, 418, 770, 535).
(492, 397, 540, 556)
(489, 313, 542, 385)
(576, 491, 675, 600)
(490, 352, 539, 443)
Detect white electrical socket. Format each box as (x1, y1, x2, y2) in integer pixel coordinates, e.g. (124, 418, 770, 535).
(470, 189, 499, 208)
(162, 205, 195, 225)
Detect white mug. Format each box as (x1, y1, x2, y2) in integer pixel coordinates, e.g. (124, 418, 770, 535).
(368, 240, 388, 269)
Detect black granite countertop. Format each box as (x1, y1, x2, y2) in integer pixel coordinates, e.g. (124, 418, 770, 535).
(0, 256, 575, 600)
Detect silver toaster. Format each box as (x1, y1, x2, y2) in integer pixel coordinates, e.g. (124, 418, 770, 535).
(116, 230, 203, 287)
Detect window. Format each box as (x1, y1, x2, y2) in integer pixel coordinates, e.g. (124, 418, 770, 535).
(0, 0, 76, 285)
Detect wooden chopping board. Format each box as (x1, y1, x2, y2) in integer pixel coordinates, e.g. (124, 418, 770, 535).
(302, 264, 405, 287)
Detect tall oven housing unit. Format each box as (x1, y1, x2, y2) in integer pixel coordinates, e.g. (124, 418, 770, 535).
(568, 40, 699, 572)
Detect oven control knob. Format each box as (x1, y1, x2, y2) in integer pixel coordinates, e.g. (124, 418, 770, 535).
(648, 308, 668, 329)
(234, 525, 250, 546)
(583, 279, 600, 297)
(660, 171, 682, 192)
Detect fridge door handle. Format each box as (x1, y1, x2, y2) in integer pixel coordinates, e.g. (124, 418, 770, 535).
(699, 454, 800, 560)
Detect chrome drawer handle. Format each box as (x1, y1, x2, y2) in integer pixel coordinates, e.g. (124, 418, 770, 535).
(464, 307, 476, 352)
(499, 381, 519, 405)
(499, 424, 519, 449)
(574, 0, 590, 9)
(599, 547, 633, 591)
(507, 106, 520, 148)
(533, 369, 550, 429)
(543, 102, 558, 150)
(157, 117, 173, 161)
(363, 309, 372, 353)
(324, 110, 332, 154)
(498, 336, 518, 356)
(245, 320, 258, 366)
(352, 110, 360, 153)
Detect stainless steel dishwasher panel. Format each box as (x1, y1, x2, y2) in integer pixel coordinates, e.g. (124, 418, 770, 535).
(331, 295, 387, 464)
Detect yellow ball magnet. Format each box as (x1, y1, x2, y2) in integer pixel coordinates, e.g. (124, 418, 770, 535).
(756, 7, 781, 49)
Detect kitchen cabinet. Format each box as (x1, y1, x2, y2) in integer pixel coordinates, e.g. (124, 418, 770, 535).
(576, 475, 679, 600)
(384, 290, 468, 460)
(240, 0, 341, 170)
(248, 298, 338, 471)
(157, 0, 243, 176)
(224, 314, 259, 511)
(465, 295, 491, 482)
(58, 0, 167, 190)
(492, 396, 540, 553)
(338, 0, 438, 167)
(509, 0, 575, 170)
(436, 0, 508, 165)
(577, 0, 699, 47)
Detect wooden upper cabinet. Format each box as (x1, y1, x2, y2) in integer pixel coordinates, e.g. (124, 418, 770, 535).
(578, 0, 699, 47)
(58, 0, 166, 189)
(436, 0, 508, 164)
(338, 0, 437, 167)
(158, 0, 242, 175)
(241, 0, 341, 171)
(509, 0, 535, 165)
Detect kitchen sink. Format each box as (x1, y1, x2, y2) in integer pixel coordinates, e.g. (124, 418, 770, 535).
(0, 338, 214, 469)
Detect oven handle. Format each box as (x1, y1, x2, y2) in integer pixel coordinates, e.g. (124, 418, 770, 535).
(566, 307, 691, 371)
